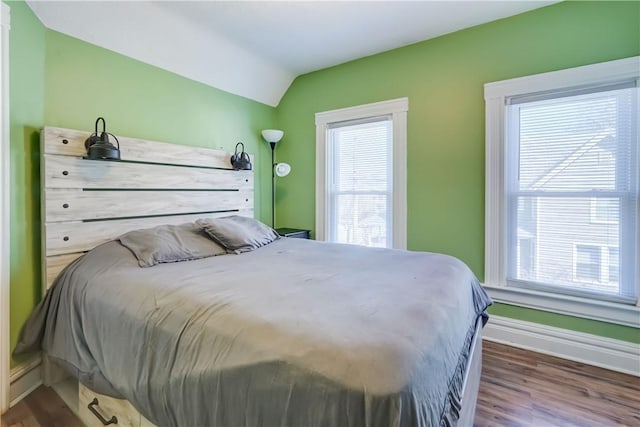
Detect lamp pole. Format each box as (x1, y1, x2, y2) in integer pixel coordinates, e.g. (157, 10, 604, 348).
(270, 141, 276, 227)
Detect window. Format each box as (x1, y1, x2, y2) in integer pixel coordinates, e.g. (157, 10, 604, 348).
(327, 118, 392, 247)
(485, 57, 639, 326)
(315, 98, 407, 249)
(505, 82, 637, 301)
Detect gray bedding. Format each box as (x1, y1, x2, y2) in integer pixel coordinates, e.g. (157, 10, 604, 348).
(16, 237, 491, 427)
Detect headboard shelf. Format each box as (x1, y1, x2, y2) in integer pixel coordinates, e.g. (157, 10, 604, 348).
(42, 126, 234, 169)
(41, 126, 255, 291)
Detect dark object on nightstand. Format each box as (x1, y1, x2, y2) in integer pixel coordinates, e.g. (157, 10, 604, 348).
(276, 228, 310, 239)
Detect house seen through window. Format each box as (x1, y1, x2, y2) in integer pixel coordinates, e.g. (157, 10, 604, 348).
(505, 81, 637, 301)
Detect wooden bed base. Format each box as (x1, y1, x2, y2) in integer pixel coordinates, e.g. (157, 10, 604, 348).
(40, 126, 482, 426)
(459, 317, 484, 426)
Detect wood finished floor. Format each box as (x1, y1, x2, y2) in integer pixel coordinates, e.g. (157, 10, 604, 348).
(2, 341, 639, 427)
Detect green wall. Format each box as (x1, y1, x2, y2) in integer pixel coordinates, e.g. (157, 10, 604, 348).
(7, 0, 46, 368)
(9, 7, 277, 366)
(276, 1, 640, 342)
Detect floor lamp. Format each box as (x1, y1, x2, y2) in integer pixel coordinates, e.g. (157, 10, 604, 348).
(262, 129, 290, 227)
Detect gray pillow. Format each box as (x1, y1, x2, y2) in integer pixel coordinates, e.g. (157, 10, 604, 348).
(197, 216, 279, 253)
(119, 223, 227, 267)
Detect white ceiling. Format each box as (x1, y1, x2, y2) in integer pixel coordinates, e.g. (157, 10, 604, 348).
(27, 1, 558, 106)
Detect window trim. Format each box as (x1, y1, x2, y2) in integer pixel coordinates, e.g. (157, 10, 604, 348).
(315, 98, 408, 249)
(484, 56, 640, 328)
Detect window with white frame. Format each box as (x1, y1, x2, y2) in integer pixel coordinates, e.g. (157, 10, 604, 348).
(315, 98, 407, 249)
(485, 57, 639, 325)
(327, 118, 392, 247)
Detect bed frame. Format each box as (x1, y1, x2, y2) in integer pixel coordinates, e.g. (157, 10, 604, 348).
(39, 126, 482, 426)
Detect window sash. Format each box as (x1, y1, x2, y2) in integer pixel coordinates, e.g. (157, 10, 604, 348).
(504, 82, 638, 304)
(315, 97, 407, 250)
(326, 117, 394, 248)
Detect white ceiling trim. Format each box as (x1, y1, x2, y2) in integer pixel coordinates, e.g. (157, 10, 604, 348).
(27, 1, 294, 106)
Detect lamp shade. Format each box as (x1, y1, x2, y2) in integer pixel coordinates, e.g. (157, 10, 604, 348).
(274, 162, 291, 177)
(262, 129, 284, 144)
(84, 117, 121, 160)
(86, 137, 121, 160)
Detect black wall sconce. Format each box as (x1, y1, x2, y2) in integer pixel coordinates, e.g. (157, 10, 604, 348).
(230, 142, 252, 170)
(84, 117, 121, 160)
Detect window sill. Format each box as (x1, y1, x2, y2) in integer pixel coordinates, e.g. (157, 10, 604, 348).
(482, 284, 640, 328)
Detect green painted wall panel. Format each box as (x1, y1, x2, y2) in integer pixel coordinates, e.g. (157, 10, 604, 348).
(6, 0, 46, 368)
(275, 1, 640, 341)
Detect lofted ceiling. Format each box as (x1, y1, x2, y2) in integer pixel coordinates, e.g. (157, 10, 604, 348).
(26, 1, 559, 106)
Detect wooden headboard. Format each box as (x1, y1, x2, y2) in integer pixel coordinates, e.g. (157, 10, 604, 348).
(41, 126, 254, 291)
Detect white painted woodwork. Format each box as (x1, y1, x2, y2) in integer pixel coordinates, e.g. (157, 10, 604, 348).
(45, 210, 253, 257)
(45, 189, 253, 222)
(79, 383, 141, 427)
(484, 315, 640, 376)
(44, 155, 253, 190)
(42, 126, 245, 169)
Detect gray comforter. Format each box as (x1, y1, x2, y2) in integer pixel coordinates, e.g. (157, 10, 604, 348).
(16, 238, 491, 427)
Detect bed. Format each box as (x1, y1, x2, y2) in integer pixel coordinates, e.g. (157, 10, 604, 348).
(15, 126, 491, 427)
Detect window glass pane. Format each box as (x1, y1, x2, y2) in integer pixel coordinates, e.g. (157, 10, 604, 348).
(590, 198, 619, 224)
(507, 83, 637, 300)
(517, 88, 633, 192)
(334, 122, 390, 192)
(335, 194, 388, 248)
(608, 247, 619, 283)
(328, 118, 392, 247)
(513, 196, 620, 294)
(575, 244, 601, 283)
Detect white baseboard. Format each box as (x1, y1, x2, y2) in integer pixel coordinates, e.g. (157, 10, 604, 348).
(484, 315, 640, 377)
(9, 356, 42, 407)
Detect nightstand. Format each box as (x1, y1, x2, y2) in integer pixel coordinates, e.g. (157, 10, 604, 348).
(276, 228, 310, 239)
